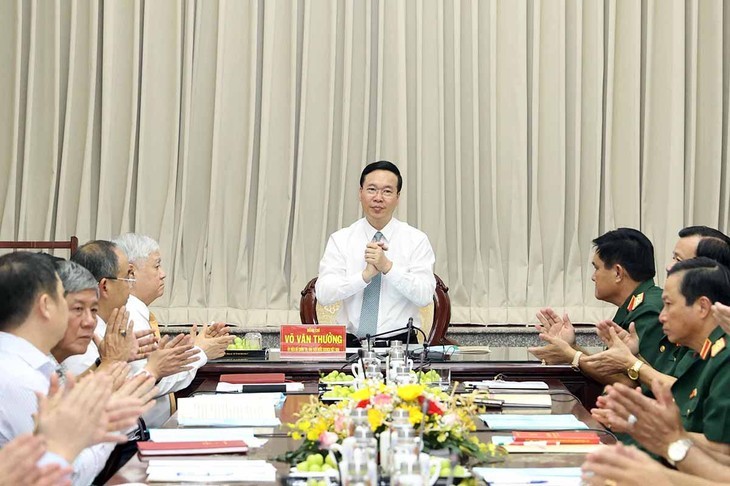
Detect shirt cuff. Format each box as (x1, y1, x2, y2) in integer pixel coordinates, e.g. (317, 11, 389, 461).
(38, 451, 70, 468)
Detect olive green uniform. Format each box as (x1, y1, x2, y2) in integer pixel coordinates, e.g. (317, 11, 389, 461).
(672, 326, 730, 444)
(611, 280, 673, 372)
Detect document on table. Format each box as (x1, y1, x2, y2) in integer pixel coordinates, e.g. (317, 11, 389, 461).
(472, 467, 582, 485)
(480, 414, 588, 430)
(146, 458, 276, 482)
(467, 380, 549, 391)
(177, 394, 281, 427)
(490, 394, 552, 408)
(216, 382, 305, 393)
(148, 428, 268, 448)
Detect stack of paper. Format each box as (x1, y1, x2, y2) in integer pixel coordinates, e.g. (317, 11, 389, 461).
(472, 467, 582, 485)
(148, 428, 268, 448)
(146, 458, 276, 482)
(489, 394, 552, 408)
(480, 414, 588, 430)
(177, 394, 282, 427)
(216, 382, 305, 393)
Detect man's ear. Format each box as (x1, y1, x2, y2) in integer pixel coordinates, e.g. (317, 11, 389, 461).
(696, 296, 713, 319)
(98, 279, 110, 298)
(36, 293, 52, 320)
(613, 264, 625, 282)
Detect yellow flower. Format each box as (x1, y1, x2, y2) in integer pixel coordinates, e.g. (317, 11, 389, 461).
(397, 384, 424, 402)
(351, 388, 372, 402)
(298, 420, 311, 431)
(407, 406, 423, 426)
(367, 408, 384, 431)
(307, 429, 320, 441)
(292, 431, 302, 440)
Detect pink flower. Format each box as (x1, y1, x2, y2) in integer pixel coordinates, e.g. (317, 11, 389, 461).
(319, 431, 338, 448)
(373, 393, 393, 406)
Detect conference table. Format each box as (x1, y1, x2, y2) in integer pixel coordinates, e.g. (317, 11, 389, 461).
(109, 348, 612, 484)
(183, 347, 605, 409)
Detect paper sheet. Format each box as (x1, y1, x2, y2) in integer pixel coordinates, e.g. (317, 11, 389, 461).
(177, 394, 281, 427)
(472, 466, 582, 485)
(215, 382, 305, 393)
(148, 428, 268, 448)
(480, 414, 588, 430)
(146, 458, 276, 482)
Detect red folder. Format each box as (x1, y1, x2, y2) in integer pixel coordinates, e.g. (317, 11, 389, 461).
(219, 373, 286, 384)
(512, 431, 600, 445)
(137, 440, 249, 456)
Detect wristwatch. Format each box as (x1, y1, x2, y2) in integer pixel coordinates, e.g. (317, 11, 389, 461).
(667, 438, 693, 466)
(571, 351, 583, 371)
(627, 359, 643, 381)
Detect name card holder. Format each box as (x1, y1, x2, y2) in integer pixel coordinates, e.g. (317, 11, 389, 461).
(280, 324, 346, 360)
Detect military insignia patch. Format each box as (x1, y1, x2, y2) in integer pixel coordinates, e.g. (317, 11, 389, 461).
(689, 388, 697, 399)
(700, 339, 712, 360)
(711, 337, 726, 358)
(627, 293, 644, 312)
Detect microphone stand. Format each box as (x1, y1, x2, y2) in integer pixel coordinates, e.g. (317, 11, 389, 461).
(364, 325, 414, 352)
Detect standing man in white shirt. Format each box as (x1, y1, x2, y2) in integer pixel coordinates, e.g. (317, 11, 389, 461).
(113, 233, 234, 427)
(316, 161, 436, 346)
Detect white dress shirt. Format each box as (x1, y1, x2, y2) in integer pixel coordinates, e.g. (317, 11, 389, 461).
(126, 294, 207, 428)
(316, 218, 436, 336)
(0, 332, 114, 486)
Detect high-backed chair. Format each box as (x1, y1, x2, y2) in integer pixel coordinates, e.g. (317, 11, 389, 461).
(0, 236, 79, 256)
(299, 274, 452, 345)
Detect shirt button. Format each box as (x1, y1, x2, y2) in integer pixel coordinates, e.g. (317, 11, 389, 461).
(660, 345, 666, 352)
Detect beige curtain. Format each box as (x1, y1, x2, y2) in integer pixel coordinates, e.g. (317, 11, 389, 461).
(1, 0, 729, 326)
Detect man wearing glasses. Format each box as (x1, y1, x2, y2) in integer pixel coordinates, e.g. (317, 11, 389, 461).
(316, 161, 436, 347)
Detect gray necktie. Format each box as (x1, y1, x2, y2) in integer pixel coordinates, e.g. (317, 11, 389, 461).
(55, 362, 67, 387)
(358, 232, 383, 338)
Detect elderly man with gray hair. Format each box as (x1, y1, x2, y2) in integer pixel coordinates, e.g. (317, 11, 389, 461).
(113, 233, 233, 427)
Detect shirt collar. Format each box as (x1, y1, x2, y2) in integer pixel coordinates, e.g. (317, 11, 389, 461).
(618, 279, 656, 311)
(126, 294, 149, 320)
(0, 332, 56, 377)
(363, 218, 398, 243)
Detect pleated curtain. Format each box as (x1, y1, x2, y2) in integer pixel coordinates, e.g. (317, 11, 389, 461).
(1, 0, 728, 326)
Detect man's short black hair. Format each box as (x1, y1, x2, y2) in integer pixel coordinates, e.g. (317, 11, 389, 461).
(592, 228, 656, 282)
(696, 238, 730, 268)
(71, 240, 120, 281)
(667, 257, 730, 306)
(0, 252, 60, 331)
(678, 226, 730, 246)
(359, 161, 403, 193)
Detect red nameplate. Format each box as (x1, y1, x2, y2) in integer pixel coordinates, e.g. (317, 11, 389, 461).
(512, 431, 600, 445)
(137, 440, 249, 456)
(219, 373, 286, 384)
(280, 324, 346, 360)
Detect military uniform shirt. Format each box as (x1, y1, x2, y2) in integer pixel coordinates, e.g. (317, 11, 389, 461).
(672, 326, 730, 444)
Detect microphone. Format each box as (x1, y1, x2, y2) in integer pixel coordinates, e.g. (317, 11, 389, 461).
(405, 317, 414, 359)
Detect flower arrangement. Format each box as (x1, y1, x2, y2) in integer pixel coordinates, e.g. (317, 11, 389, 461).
(280, 382, 506, 467)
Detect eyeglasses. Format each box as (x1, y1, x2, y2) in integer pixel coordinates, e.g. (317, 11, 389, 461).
(104, 276, 136, 288)
(364, 186, 397, 199)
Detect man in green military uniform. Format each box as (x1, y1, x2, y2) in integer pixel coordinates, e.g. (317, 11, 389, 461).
(581, 228, 730, 394)
(595, 257, 730, 480)
(529, 228, 663, 387)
